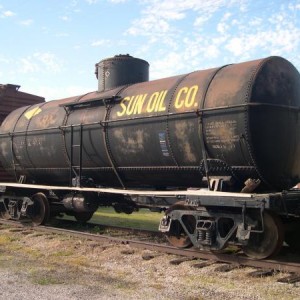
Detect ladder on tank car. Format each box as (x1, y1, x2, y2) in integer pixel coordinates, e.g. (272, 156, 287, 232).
(69, 124, 83, 187)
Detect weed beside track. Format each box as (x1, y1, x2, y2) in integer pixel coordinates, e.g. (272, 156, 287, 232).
(0, 221, 300, 299)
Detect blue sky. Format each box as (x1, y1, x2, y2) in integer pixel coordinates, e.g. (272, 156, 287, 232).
(0, 0, 299, 100)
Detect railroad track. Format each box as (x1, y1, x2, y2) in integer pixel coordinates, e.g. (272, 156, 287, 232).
(1, 219, 300, 282)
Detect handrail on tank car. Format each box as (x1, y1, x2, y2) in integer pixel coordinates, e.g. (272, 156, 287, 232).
(59, 95, 122, 109)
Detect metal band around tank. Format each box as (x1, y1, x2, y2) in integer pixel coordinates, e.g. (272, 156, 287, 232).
(9, 105, 32, 182)
(102, 86, 130, 189)
(198, 65, 231, 189)
(243, 58, 273, 189)
(166, 73, 193, 167)
(24, 102, 48, 173)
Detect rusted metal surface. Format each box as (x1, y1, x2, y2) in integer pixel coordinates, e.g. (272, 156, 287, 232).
(0, 57, 300, 191)
(95, 54, 149, 92)
(0, 84, 44, 182)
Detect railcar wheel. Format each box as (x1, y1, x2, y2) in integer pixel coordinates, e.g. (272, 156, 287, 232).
(165, 202, 195, 249)
(74, 211, 94, 223)
(30, 193, 50, 226)
(242, 211, 284, 259)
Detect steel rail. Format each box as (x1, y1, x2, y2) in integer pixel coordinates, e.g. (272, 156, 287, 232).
(0, 219, 300, 275)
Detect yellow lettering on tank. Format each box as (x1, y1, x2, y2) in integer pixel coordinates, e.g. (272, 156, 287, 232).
(174, 87, 188, 109)
(146, 92, 158, 113)
(116, 90, 168, 117)
(185, 85, 199, 108)
(157, 90, 167, 111)
(147, 90, 167, 113)
(24, 107, 42, 120)
(117, 97, 130, 117)
(117, 94, 148, 117)
(133, 94, 147, 114)
(126, 96, 136, 115)
(174, 85, 199, 109)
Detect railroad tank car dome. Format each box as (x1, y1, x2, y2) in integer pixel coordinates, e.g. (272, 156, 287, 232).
(0, 56, 300, 192)
(95, 54, 149, 92)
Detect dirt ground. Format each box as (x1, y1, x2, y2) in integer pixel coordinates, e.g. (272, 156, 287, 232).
(0, 226, 299, 300)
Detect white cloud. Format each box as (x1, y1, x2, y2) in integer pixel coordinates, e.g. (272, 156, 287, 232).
(20, 19, 33, 26)
(151, 52, 187, 79)
(68, 0, 80, 12)
(19, 52, 63, 74)
(216, 12, 232, 34)
(20, 58, 39, 73)
(85, 0, 128, 4)
(288, 2, 300, 10)
(128, 0, 300, 78)
(126, 0, 246, 40)
(222, 6, 300, 61)
(225, 37, 244, 56)
(91, 39, 111, 47)
(109, 0, 127, 3)
(194, 15, 212, 28)
(34, 53, 62, 73)
(70, 0, 78, 6)
(85, 0, 98, 4)
(239, 0, 249, 12)
(225, 27, 300, 59)
(127, 16, 171, 36)
(60, 16, 70, 22)
(91, 38, 127, 48)
(3, 10, 15, 17)
(205, 44, 220, 59)
(0, 56, 10, 64)
(33, 85, 93, 101)
(55, 33, 70, 37)
(248, 17, 262, 27)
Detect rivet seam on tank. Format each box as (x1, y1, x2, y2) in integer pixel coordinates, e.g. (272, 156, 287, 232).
(24, 107, 42, 120)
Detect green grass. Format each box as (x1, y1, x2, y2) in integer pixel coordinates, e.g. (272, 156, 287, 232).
(29, 269, 63, 285)
(63, 207, 163, 231)
(93, 207, 162, 231)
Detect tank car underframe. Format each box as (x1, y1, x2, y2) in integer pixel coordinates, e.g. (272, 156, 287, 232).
(0, 182, 299, 258)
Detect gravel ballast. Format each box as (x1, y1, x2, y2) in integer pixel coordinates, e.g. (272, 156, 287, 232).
(0, 226, 299, 300)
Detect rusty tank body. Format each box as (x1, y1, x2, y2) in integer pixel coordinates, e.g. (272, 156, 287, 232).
(0, 55, 300, 192)
(0, 84, 45, 182)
